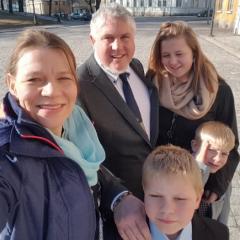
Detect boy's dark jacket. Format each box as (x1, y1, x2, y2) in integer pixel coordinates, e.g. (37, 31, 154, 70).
(0, 93, 123, 240)
(192, 213, 229, 240)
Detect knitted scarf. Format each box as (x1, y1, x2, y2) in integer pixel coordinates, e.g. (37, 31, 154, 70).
(157, 74, 218, 120)
(50, 105, 105, 187)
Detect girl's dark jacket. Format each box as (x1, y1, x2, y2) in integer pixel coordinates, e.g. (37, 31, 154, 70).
(0, 93, 98, 240)
(156, 78, 239, 198)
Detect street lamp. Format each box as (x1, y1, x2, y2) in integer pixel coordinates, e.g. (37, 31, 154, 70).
(32, 0, 38, 25)
(210, 0, 216, 36)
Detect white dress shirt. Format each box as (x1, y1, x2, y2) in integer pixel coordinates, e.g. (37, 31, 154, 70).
(94, 53, 151, 138)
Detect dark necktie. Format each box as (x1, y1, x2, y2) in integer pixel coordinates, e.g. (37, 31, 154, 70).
(119, 72, 142, 123)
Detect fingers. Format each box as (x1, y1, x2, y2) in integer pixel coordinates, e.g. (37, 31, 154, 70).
(203, 191, 218, 204)
(195, 140, 209, 165)
(114, 195, 151, 240)
(118, 220, 151, 240)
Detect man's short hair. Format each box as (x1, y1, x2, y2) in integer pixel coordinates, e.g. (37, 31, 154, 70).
(142, 145, 203, 197)
(194, 121, 235, 152)
(90, 3, 136, 38)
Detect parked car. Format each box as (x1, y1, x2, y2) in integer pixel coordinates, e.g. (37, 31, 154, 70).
(70, 10, 92, 21)
(197, 9, 213, 17)
(70, 12, 81, 20)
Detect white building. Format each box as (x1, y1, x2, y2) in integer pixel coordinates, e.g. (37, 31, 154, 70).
(104, 0, 213, 16)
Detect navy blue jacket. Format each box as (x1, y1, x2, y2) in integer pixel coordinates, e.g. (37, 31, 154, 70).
(0, 93, 96, 240)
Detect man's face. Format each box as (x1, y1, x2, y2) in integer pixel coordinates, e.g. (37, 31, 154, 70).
(91, 17, 135, 74)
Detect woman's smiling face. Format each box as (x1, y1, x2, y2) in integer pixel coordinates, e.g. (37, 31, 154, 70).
(8, 47, 77, 136)
(161, 36, 194, 83)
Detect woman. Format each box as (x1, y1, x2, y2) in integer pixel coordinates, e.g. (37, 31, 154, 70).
(0, 29, 124, 240)
(147, 21, 239, 224)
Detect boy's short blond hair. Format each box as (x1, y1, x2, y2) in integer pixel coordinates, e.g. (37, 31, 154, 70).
(142, 145, 203, 197)
(194, 121, 235, 152)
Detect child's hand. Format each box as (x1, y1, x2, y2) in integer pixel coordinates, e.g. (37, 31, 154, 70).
(202, 190, 218, 203)
(195, 140, 209, 165)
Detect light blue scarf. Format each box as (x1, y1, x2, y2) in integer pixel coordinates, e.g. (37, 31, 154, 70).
(51, 105, 105, 186)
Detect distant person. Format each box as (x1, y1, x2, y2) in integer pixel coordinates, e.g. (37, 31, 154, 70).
(147, 21, 239, 219)
(77, 3, 158, 239)
(142, 145, 229, 240)
(191, 121, 235, 224)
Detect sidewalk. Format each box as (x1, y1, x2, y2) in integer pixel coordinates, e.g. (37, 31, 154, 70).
(198, 27, 240, 60)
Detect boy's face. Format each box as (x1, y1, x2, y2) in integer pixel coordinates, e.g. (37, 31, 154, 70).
(204, 142, 229, 173)
(193, 140, 229, 173)
(144, 173, 201, 239)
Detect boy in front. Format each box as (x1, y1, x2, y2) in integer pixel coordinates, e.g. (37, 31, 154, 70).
(142, 145, 229, 240)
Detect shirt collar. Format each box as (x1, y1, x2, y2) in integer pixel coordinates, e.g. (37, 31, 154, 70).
(150, 221, 192, 240)
(94, 52, 130, 84)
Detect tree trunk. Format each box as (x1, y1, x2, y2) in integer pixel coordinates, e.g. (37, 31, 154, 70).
(96, 0, 101, 10)
(18, 0, 24, 12)
(48, 0, 52, 16)
(8, 0, 13, 13)
(1, 0, 4, 10)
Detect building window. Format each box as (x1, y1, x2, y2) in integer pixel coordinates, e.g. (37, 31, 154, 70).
(127, 0, 129, 7)
(163, 0, 166, 7)
(134, 0, 136, 7)
(149, 0, 152, 7)
(227, 0, 234, 11)
(176, 0, 182, 7)
(217, 0, 223, 10)
(141, 0, 144, 7)
(158, 0, 161, 7)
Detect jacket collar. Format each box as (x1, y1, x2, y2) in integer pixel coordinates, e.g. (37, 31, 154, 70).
(1, 93, 64, 158)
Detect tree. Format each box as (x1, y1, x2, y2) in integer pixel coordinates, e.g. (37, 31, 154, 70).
(85, 0, 93, 13)
(48, 0, 52, 16)
(8, 0, 13, 13)
(18, 0, 24, 12)
(95, 0, 100, 10)
(1, 0, 4, 10)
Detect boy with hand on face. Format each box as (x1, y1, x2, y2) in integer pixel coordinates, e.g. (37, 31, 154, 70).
(191, 121, 235, 224)
(142, 145, 229, 240)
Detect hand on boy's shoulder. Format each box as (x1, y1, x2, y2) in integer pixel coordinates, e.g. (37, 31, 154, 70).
(192, 214, 229, 240)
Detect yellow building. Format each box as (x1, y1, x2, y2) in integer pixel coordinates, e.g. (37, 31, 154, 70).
(214, 0, 239, 30)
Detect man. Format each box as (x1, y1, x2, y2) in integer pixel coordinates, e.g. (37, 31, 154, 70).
(77, 3, 159, 240)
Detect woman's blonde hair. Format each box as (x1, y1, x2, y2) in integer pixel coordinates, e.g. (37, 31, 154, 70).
(194, 121, 235, 152)
(5, 29, 77, 84)
(148, 21, 219, 94)
(142, 144, 203, 197)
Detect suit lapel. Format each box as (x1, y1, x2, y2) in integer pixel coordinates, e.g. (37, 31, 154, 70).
(87, 55, 150, 145)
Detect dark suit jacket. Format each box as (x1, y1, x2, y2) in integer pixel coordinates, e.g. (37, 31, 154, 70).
(192, 214, 229, 240)
(77, 54, 159, 200)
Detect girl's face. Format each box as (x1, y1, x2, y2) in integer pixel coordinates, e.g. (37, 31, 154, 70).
(161, 37, 194, 83)
(8, 47, 77, 136)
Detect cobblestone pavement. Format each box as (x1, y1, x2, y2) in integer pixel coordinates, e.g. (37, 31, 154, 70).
(0, 20, 239, 239)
